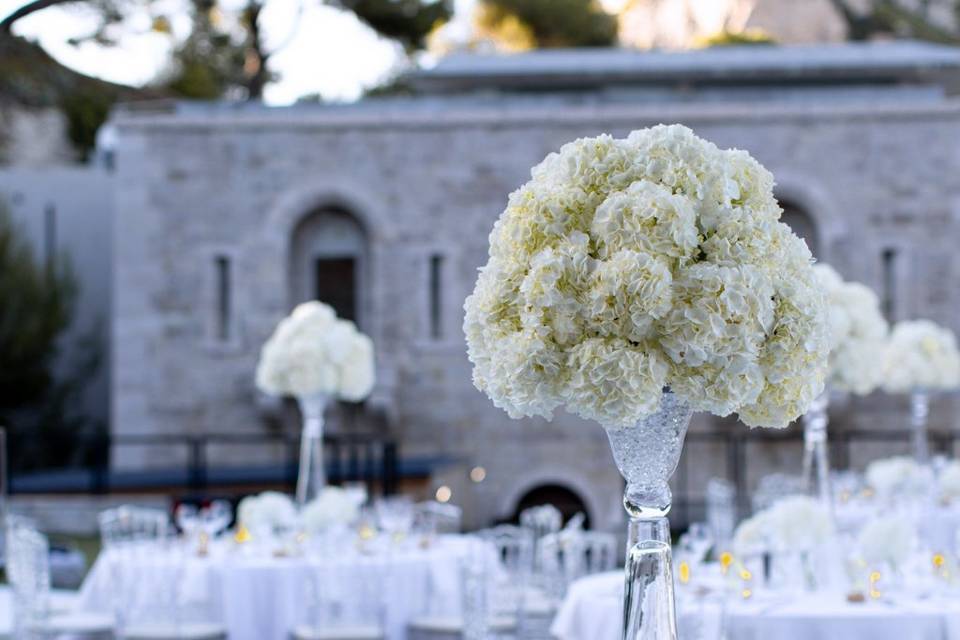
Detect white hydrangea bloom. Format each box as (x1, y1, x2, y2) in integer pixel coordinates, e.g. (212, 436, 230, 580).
(881, 320, 960, 393)
(813, 264, 889, 395)
(865, 456, 928, 497)
(464, 125, 829, 429)
(256, 301, 375, 401)
(237, 491, 297, 532)
(301, 487, 363, 533)
(857, 517, 915, 570)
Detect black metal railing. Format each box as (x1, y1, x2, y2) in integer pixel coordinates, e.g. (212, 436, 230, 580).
(671, 427, 960, 527)
(9, 432, 399, 498)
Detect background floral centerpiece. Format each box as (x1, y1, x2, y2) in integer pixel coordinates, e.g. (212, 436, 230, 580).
(256, 301, 375, 504)
(881, 320, 960, 462)
(802, 265, 888, 508)
(464, 124, 829, 639)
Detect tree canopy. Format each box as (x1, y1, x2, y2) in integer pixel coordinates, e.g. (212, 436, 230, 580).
(475, 0, 618, 49)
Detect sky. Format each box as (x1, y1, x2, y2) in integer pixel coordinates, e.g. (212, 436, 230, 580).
(1, 0, 628, 105)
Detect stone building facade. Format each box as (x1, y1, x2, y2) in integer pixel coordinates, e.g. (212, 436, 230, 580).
(111, 41, 960, 530)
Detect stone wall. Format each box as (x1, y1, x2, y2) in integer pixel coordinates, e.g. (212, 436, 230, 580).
(111, 97, 960, 529)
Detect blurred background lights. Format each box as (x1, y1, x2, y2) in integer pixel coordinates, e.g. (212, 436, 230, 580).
(435, 485, 452, 503)
(469, 466, 486, 483)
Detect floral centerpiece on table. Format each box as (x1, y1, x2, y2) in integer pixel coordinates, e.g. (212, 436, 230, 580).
(813, 265, 888, 396)
(864, 456, 927, 498)
(857, 517, 915, 573)
(256, 301, 375, 400)
(256, 301, 375, 505)
(464, 124, 828, 429)
(881, 320, 960, 394)
(301, 486, 365, 534)
(733, 495, 834, 555)
(238, 491, 298, 535)
(881, 320, 960, 463)
(939, 461, 960, 503)
(463, 124, 829, 638)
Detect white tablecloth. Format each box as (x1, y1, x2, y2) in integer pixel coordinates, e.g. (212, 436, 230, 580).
(77, 535, 486, 640)
(0, 587, 80, 636)
(551, 571, 960, 640)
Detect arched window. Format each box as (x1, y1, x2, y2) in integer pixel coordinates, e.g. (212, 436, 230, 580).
(289, 208, 367, 327)
(779, 202, 819, 259)
(512, 484, 591, 529)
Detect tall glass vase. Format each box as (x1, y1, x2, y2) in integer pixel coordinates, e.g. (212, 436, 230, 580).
(296, 394, 330, 506)
(910, 390, 930, 464)
(801, 390, 832, 512)
(605, 392, 692, 640)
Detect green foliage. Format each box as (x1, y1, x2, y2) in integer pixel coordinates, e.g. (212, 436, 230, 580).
(697, 29, 776, 48)
(60, 89, 114, 161)
(338, 0, 454, 51)
(477, 0, 617, 48)
(0, 205, 104, 472)
(164, 0, 248, 99)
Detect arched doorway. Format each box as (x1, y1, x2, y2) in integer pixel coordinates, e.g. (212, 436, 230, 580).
(513, 484, 591, 529)
(780, 202, 819, 259)
(289, 207, 367, 328)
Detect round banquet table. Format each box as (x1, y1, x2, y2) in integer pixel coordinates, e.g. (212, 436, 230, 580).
(77, 534, 488, 640)
(551, 571, 960, 640)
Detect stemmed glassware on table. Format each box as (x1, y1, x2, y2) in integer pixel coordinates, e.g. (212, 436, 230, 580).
(176, 501, 233, 556)
(375, 496, 415, 547)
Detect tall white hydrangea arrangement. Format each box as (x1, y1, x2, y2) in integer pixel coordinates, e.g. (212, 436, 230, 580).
(732, 495, 833, 554)
(256, 301, 375, 400)
(463, 125, 829, 429)
(881, 320, 960, 393)
(813, 264, 888, 395)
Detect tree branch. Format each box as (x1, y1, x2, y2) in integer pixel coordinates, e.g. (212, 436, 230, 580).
(1, 0, 82, 33)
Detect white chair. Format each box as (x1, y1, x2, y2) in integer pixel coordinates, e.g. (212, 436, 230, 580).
(6, 517, 113, 639)
(706, 477, 737, 550)
(99, 506, 229, 640)
(415, 501, 463, 535)
(118, 623, 227, 640)
(539, 530, 618, 599)
(408, 553, 516, 640)
(293, 561, 386, 640)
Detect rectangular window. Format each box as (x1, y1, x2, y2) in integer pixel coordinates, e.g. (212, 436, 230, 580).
(215, 255, 231, 341)
(882, 248, 897, 321)
(429, 254, 443, 340)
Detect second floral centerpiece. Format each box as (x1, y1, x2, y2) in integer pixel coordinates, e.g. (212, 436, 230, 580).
(256, 301, 375, 505)
(464, 124, 829, 639)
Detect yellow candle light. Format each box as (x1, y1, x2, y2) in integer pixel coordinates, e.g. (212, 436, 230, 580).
(869, 570, 882, 599)
(234, 525, 251, 544)
(720, 551, 734, 575)
(933, 553, 946, 569)
(679, 561, 690, 585)
(741, 588, 752, 599)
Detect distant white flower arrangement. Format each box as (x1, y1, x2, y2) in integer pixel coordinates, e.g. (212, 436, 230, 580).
(881, 320, 960, 394)
(857, 517, 915, 570)
(256, 301, 375, 400)
(940, 461, 960, 502)
(237, 491, 297, 532)
(732, 495, 833, 555)
(813, 264, 888, 395)
(301, 486, 364, 534)
(463, 124, 829, 429)
(865, 456, 927, 498)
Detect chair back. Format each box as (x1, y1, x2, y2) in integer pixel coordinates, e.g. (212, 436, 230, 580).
(415, 501, 463, 536)
(6, 517, 51, 635)
(303, 561, 386, 633)
(752, 474, 802, 514)
(706, 478, 737, 550)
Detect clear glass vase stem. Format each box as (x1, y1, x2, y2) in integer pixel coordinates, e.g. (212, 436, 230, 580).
(910, 391, 930, 464)
(801, 391, 832, 513)
(623, 517, 678, 640)
(296, 394, 329, 506)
